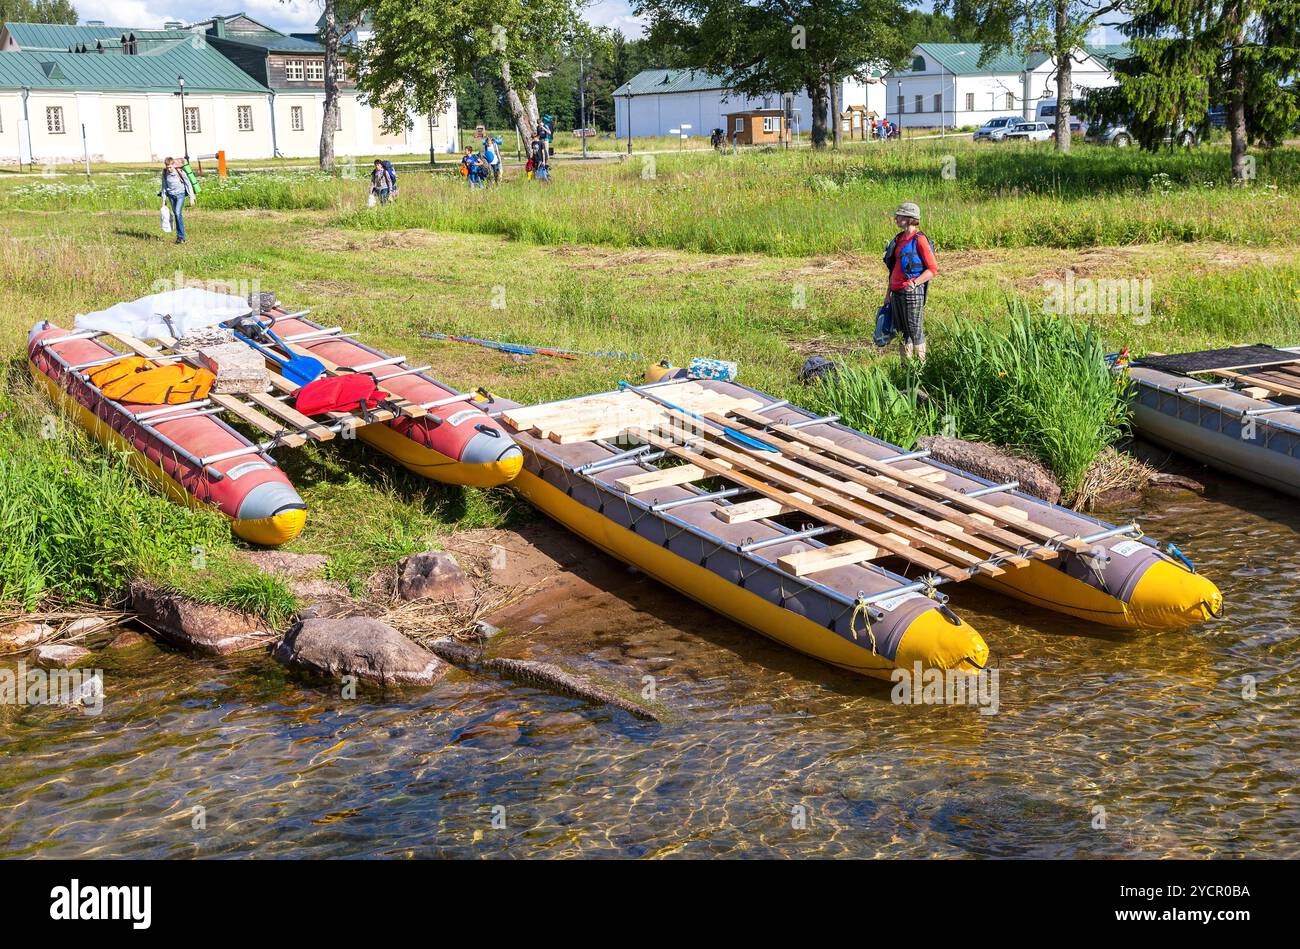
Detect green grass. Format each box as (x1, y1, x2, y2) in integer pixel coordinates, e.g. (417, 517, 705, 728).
(809, 307, 1130, 497)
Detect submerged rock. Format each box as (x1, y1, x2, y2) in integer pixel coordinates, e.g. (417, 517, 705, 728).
(397, 551, 475, 603)
(129, 580, 276, 656)
(274, 617, 447, 686)
(0, 622, 55, 652)
(105, 630, 148, 650)
(29, 643, 93, 668)
(1148, 472, 1205, 494)
(63, 617, 112, 638)
(916, 435, 1062, 504)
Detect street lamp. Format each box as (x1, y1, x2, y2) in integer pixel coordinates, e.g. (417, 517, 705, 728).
(578, 55, 587, 160)
(428, 109, 436, 167)
(625, 91, 633, 154)
(177, 75, 188, 160)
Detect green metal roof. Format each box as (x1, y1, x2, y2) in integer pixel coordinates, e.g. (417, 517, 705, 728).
(0, 36, 269, 93)
(208, 31, 325, 54)
(2, 21, 129, 50)
(612, 69, 729, 97)
(908, 42, 1130, 75)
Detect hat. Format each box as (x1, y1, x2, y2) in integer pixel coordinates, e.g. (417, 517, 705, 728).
(894, 202, 921, 220)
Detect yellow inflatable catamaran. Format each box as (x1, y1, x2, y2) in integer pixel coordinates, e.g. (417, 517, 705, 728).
(494, 378, 1222, 679)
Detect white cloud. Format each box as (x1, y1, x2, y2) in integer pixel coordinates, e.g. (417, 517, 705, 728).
(584, 1, 646, 37)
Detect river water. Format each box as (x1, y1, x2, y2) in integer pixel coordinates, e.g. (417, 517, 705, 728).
(1, 469, 1296, 859)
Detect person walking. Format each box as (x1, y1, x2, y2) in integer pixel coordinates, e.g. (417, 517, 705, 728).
(158, 157, 195, 245)
(369, 159, 394, 204)
(882, 201, 937, 362)
(483, 136, 501, 184)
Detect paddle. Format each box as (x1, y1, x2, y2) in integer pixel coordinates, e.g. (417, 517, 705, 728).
(230, 326, 326, 386)
(617, 380, 779, 452)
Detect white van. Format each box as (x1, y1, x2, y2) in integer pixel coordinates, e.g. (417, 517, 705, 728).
(1036, 99, 1087, 135)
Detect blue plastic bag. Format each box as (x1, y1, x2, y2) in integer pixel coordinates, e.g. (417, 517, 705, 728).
(873, 303, 895, 347)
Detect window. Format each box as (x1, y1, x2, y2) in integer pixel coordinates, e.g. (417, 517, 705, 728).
(237, 105, 253, 131)
(305, 60, 324, 82)
(116, 105, 132, 132)
(285, 59, 304, 81)
(965, 92, 975, 112)
(933, 94, 942, 113)
(762, 115, 774, 132)
(914, 95, 923, 114)
(290, 105, 304, 131)
(1005, 92, 1014, 110)
(897, 94, 905, 114)
(734, 116, 744, 133)
(185, 107, 201, 133)
(46, 105, 64, 134)
(911, 55, 926, 72)
(429, 112, 438, 128)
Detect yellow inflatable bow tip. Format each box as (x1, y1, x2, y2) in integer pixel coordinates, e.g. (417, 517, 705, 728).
(894, 607, 991, 673)
(1129, 560, 1224, 628)
(235, 508, 307, 547)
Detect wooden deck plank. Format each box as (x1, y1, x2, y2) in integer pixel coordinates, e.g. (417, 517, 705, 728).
(630, 427, 974, 581)
(723, 407, 1084, 552)
(614, 463, 718, 494)
(777, 539, 894, 577)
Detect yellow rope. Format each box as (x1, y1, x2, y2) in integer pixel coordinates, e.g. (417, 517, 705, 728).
(850, 596, 878, 655)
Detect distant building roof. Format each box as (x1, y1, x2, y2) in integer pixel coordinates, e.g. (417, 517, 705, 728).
(208, 32, 325, 53)
(905, 42, 1130, 76)
(0, 33, 269, 93)
(612, 69, 729, 97)
(2, 21, 130, 51)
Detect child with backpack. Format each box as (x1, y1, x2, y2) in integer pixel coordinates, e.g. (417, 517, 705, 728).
(882, 202, 937, 362)
(370, 159, 394, 205)
(483, 137, 500, 184)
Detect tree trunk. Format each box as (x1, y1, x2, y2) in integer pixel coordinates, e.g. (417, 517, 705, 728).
(828, 75, 841, 149)
(1226, 2, 1249, 182)
(319, 3, 341, 172)
(809, 81, 828, 148)
(1053, 0, 1072, 153)
(500, 58, 537, 142)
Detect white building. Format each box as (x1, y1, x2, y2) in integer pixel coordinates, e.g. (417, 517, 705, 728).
(884, 43, 1127, 130)
(612, 69, 886, 141)
(0, 16, 458, 165)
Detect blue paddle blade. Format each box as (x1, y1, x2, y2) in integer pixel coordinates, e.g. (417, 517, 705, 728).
(280, 356, 326, 386)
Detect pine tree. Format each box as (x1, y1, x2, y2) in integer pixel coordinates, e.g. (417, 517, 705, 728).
(1118, 0, 1299, 181)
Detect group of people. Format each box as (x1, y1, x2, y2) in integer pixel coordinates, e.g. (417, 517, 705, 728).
(458, 129, 551, 187)
(869, 116, 899, 140)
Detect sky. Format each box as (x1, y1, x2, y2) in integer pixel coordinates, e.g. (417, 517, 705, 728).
(70, 0, 648, 35)
(70, 1, 1117, 45)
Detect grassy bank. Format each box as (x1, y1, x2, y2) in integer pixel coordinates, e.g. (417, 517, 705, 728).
(807, 308, 1129, 499)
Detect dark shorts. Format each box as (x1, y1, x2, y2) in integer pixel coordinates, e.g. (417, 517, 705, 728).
(890, 285, 927, 344)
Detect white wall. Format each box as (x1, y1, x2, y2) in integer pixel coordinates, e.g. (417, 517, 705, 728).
(616, 87, 816, 140)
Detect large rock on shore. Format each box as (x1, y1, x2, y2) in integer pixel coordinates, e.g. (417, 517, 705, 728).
(0, 622, 55, 652)
(397, 551, 475, 603)
(273, 617, 447, 687)
(30, 643, 93, 668)
(129, 580, 277, 656)
(916, 435, 1062, 504)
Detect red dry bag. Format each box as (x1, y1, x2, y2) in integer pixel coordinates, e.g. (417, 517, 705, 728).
(293, 373, 382, 416)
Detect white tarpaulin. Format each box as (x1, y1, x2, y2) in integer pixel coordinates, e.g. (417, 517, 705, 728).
(74, 288, 251, 340)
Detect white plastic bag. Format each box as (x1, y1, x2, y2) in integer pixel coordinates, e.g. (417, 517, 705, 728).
(159, 202, 172, 233)
(367, 192, 377, 208)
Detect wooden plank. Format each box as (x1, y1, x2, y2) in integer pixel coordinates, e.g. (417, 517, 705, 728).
(246, 391, 335, 441)
(715, 492, 813, 523)
(777, 539, 898, 577)
(614, 463, 716, 494)
(684, 411, 1031, 563)
(723, 407, 1085, 552)
(631, 427, 972, 581)
(1212, 368, 1300, 400)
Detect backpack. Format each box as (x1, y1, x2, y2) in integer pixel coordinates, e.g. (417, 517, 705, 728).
(381, 160, 397, 185)
(799, 355, 840, 385)
(884, 230, 934, 279)
(293, 373, 382, 416)
(89, 356, 215, 405)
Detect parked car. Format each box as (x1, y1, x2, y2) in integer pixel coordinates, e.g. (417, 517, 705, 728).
(1002, 121, 1053, 142)
(1086, 121, 1198, 148)
(973, 116, 1024, 142)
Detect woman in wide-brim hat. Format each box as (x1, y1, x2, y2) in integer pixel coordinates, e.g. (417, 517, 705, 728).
(882, 201, 938, 361)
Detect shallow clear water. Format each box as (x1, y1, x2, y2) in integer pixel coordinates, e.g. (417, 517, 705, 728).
(2, 471, 1297, 858)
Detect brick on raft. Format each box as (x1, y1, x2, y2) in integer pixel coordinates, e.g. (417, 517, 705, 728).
(197, 342, 270, 394)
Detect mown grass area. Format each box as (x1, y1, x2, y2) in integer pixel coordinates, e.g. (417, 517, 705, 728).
(0, 139, 1296, 614)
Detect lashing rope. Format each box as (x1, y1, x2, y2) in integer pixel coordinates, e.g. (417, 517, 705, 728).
(850, 593, 879, 654)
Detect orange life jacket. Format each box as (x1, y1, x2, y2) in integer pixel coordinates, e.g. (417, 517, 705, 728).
(88, 356, 215, 405)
